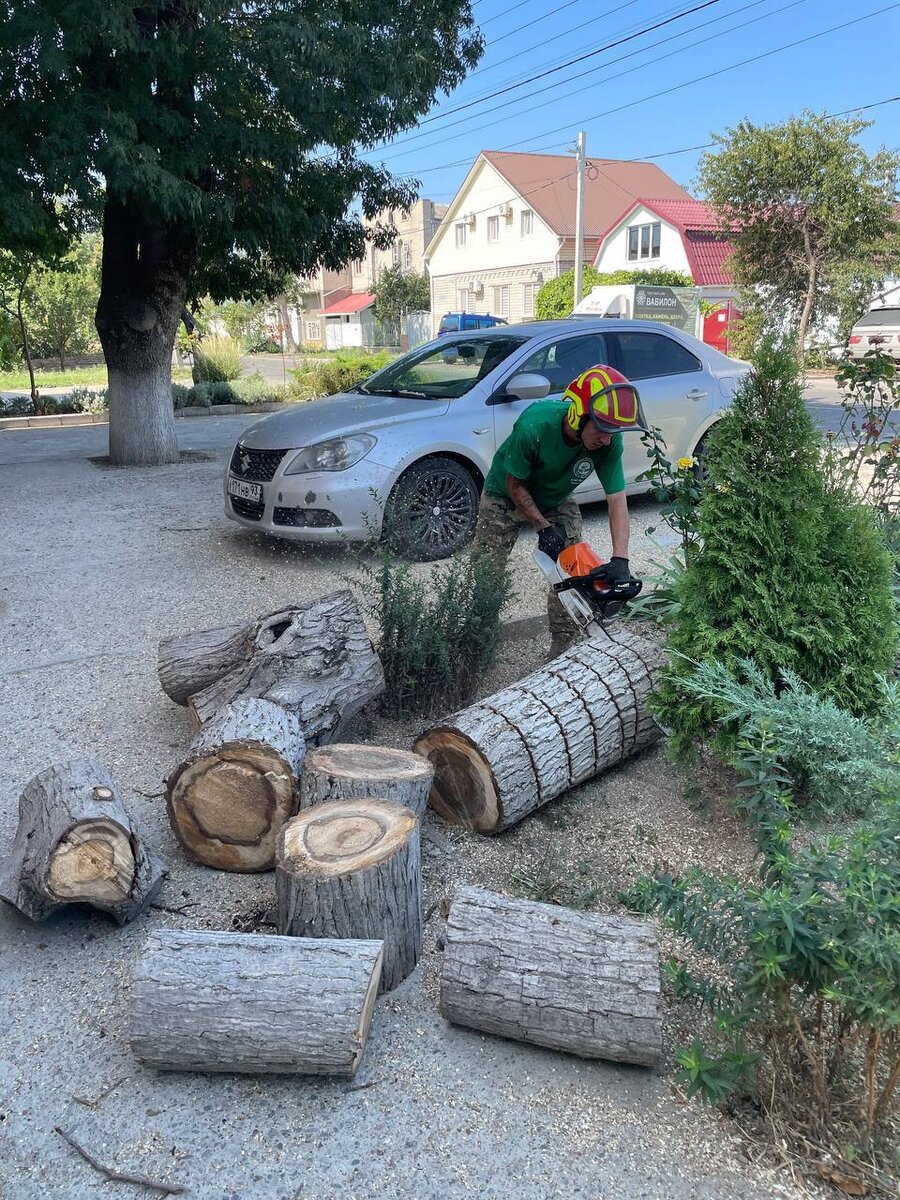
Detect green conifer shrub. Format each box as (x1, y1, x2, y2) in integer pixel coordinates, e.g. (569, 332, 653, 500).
(654, 341, 896, 757)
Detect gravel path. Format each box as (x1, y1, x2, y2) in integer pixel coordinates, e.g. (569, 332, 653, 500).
(0, 417, 801, 1200)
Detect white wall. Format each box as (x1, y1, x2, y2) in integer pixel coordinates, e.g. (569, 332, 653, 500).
(594, 205, 692, 277)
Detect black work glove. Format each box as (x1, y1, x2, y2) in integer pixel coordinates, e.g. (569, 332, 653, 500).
(537, 524, 567, 561)
(594, 556, 631, 584)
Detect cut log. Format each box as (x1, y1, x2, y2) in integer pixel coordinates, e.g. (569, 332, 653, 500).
(413, 627, 663, 834)
(166, 697, 304, 872)
(299, 744, 434, 820)
(277, 798, 421, 992)
(157, 592, 384, 746)
(0, 759, 166, 924)
(129, 929, 383, 1075)
(440, 887, 661, 1066)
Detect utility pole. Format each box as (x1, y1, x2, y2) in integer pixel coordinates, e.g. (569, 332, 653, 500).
(573, 130, 586, 309)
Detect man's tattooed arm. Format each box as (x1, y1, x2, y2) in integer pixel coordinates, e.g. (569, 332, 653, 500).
(506, 473, 549, 530)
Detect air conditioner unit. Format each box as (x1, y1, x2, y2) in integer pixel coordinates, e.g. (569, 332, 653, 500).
(468, 279, 483, 294)
(467, 212, 477, 229)
(503, 205, 514, 222)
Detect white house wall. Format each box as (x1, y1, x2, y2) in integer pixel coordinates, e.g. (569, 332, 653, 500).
(594, 205, 692, 277)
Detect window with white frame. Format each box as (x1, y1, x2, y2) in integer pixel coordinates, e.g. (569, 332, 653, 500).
(487, 215, 500, 243)
(455, 222, 467, 248)
(521, 209, 534, 236)
(492, 284, 510, 317)
(391, 241, 401, 266)
(458, 288, 470, 311)
(522, 282, 537, 318)
(627, 221, 661, 261)
(352, 257, 365, 275)
(304, 319, 321, 342)
(403, 242, 412, 270)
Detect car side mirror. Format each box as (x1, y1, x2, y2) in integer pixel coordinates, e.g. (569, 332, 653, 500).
(499, 372, 552, 402)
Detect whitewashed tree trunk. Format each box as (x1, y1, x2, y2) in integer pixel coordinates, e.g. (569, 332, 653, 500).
(107, 360, 179, 466)
(440, 887, 661, 1066)
(0, 759, 166, 924)
(277, 798, 421, 992)
(166, 698, 304, 872)
(299, 744, 434, 820)
(413, 628, 662, 833)
(129, 930, 383, 1075)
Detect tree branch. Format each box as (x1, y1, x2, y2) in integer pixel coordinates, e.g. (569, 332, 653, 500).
(53, 1127, 186, 1196)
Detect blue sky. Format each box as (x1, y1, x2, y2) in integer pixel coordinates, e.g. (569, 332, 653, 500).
(362, 0, 900, 205)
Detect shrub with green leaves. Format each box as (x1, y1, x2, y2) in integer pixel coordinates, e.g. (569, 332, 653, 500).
(654, 341, 896, 756)
(192, 335, 244, 383)
(69, 385, 108, 414)
(625, 799, 900, 1166)
(359, 548, 511, 719)
(289, 350, 395, 401)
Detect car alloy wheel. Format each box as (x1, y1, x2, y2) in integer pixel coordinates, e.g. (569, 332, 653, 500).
(387, 457, 479, 561)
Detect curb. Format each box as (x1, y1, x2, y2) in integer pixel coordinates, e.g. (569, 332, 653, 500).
(0, 400, 291, 431)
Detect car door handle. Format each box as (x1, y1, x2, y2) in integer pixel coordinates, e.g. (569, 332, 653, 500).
(686, 388, 708, 401)
(472, 427, 490, 434)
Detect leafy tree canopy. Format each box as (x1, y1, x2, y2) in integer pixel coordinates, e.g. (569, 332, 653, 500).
(698, 112, 900, 356)
(535, 266, 694, 320)
(372, 266, 430, 324)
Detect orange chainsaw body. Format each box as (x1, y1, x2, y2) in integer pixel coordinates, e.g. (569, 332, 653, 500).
(557, 542, 612, 592)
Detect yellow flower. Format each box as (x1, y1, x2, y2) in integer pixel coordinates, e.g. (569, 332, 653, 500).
(677, 456, 696, 471)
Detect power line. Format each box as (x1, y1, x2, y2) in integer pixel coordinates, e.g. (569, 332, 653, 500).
(488, 0, 590, 47)
(377, 0, 785, 161)
(412, 0, 724, 129)
(478, 0, 537, 28)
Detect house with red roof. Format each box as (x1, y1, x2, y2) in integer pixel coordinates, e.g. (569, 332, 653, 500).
(426, 151, 693, 331)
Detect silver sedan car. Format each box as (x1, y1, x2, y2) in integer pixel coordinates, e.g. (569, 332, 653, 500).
(224, 318, 748, 560)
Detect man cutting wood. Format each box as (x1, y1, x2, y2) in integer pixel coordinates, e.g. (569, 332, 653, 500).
(472, 363, 647, 658)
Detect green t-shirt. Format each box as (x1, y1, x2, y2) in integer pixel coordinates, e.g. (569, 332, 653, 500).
(484, 400, 625, 510)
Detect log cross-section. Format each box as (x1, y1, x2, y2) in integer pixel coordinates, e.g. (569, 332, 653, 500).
(440, 887, 662, 1066)
(413, 628, 663, 834)
(299, 744, 434, 819)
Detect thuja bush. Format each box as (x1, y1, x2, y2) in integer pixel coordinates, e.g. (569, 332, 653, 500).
(654, 341, 896, 757)
(361, 548, 511, 719)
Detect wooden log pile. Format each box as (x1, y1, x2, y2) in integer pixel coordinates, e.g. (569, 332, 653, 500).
(299, 743, 434, 819)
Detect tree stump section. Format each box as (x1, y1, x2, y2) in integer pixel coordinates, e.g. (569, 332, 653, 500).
(166, 698, 304, 872)
(413, 628, 663, 833)
(277, 799, 421, 992)
(157, 592, 384, 745)
(440, 887, 661, 1066)
(299, 744, 434, 820)
(129, 929, 383, 1075)
(0, 759, 166, 924)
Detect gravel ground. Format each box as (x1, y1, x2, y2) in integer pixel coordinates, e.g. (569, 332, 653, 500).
(0, 417, 805, 1200)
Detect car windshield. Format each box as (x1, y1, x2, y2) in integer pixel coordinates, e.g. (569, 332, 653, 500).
(856, 308, 900, 327)
(438, 316, 458, 333)
(359, 335, 529, 399)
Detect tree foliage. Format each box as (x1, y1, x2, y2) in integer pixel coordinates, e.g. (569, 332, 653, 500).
(699, 112, 900, 357)
(25, 235, 101, 368)
(372, 266, 431, 324)
(535, 266, 694, 319)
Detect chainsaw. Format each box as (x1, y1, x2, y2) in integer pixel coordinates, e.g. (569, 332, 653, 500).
(533, 542, 643, 634)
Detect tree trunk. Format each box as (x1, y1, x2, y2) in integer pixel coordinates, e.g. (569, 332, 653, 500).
(166, 697, 304, 872)
(129, 930, 383, 1075)
(440, 887, 662, 1067)
(15, 271, 38, 410)
(0, 759, 166, 924)
(413, 628, 663, 834)
(299, 743, 434, 819)
(170, 595, 384, 746)
(277, 798, 422, 992)
(158, 622, 249, 706)
(96, 198, 195, 467)
(796, 224, 818, 362)
(276, 295, 298, 352)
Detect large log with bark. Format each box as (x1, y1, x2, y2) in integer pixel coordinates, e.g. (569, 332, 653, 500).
(440, 887, 661, 1066)
(0, 759, 166, 924)
(166, 697, 304, 872)
(157, 593, 384, 745)
(277, 798, 421, 992)
(413, 628, 663, 834)
(299, 744, 434, 819)
(129, 929, 383, 1075)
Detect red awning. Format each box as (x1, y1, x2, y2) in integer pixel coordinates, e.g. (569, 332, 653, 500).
(320, 292, 376, 316)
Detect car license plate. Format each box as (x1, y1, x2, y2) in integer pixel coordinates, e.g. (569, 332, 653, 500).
(228, 477, 262, 503)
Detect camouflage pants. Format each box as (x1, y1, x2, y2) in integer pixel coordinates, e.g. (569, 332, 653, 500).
(471, 491, 583, 643)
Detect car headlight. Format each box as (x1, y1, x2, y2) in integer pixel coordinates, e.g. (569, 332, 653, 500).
(283, 434, 377, 474)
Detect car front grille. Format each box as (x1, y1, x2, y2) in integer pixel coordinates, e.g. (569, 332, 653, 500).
(230, 495, 264, 521)
(273, 507, 341, 528)
(229, 445, 288, 482)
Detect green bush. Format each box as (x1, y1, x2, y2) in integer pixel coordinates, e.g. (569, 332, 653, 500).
(171, 382, 193, 409)
(654, 341, 897, 757)
(625, 799, 900, 1166)
(359, 549, 511, 719)
(69, 385, 108, 414)
(535, 266, 694, 319)
(192, 335, 244, 383)
(180, 375, 285, 408)
(289, 350, 395, 401)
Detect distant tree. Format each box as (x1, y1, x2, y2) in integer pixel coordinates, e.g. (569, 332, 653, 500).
(0, 2, 481, 464)
(0, 252, 38, 404)
(535, 266, 694, 320)
(699, 112, 900, 359)
(372, 266, 431, 325)
(25, 235, 101, 369)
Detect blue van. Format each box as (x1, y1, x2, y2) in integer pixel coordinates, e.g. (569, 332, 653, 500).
(438, 312, 508, 336)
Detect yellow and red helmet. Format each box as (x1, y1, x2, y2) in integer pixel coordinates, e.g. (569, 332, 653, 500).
(563, 364, 646, 435)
